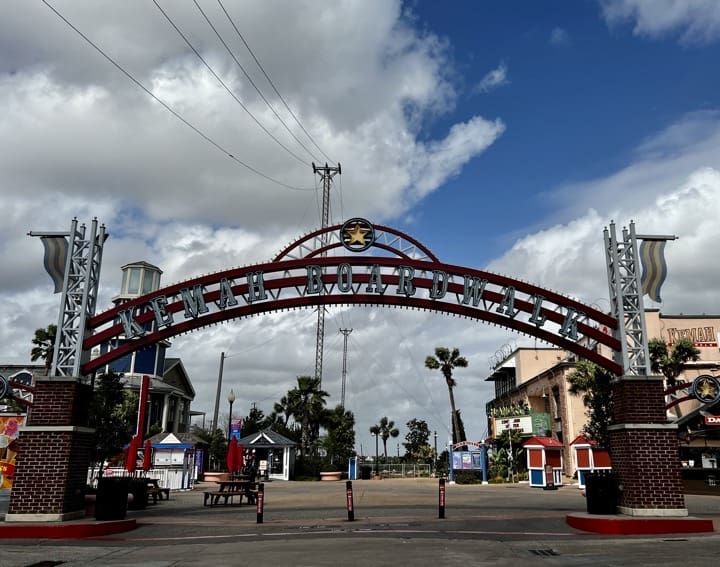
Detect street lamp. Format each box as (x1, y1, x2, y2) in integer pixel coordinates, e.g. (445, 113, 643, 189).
(372, 432, 379, 477)
(433, 430, 438, 476)
(227, 389, 235, 443)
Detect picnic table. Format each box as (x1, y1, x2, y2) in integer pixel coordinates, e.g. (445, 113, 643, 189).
(203, 478, 258, 507)
(146, 478, 170, 503)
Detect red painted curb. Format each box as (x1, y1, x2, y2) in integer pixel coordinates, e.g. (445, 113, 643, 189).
(0, 519, 136, 539)
(566, 514, 714, 535)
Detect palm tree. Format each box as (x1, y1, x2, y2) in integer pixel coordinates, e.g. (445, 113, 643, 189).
(567, 360, 614, 448)
(425, 347, 468, 447)
(649, 336, 701, 418)
(30, 324, 57, 375)
(287, 376, 329, 456)
(370, 416, 399, 459)
(273, 395, 293, 426)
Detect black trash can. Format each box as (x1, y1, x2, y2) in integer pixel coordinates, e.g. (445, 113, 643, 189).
(128, 478, 149, 510)
(360, 465, 372, 480)
(585, 471, 618, 515)
(95, 477, 130, 520)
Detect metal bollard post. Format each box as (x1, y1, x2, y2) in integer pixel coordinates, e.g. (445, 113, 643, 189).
(346, 480, 355, 521)
(438, 477, 446, 519)
(256, 482, 264, 524)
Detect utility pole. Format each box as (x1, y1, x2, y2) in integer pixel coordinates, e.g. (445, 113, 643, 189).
(312, 162, 341, 387)
(211, 351, 225, 433)
(339, 328, 352, 409)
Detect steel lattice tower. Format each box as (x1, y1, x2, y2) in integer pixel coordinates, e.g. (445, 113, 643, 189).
(312, 162, 341, 387)
(339, 328, 352, 408)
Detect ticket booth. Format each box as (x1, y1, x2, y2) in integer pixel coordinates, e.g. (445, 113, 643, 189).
(523, 436, 563, 488)
(570, 435, 611, 488)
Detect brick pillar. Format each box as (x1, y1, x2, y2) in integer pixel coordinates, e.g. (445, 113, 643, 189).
(608, 376, 687, 517)
(6, 378, 94, 522)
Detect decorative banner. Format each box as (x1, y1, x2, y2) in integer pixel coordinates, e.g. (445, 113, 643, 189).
(230, 418, 243, 440)
(639, 239, 668, 303)
(40, 236, 68, 294)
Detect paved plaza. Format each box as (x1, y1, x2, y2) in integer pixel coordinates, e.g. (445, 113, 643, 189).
(2, 478, 720, 566)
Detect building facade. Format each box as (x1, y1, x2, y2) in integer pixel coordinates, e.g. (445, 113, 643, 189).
(485, 310, 720, 479)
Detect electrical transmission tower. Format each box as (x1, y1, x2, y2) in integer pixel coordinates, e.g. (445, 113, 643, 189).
(339, 328, 352, 408)
(312, 162, 341, 387)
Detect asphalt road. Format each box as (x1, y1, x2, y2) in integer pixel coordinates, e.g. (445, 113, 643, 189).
(1, 479, 720, 566)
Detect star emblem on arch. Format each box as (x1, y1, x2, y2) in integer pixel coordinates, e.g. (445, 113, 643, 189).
(340, 218, 375, 252)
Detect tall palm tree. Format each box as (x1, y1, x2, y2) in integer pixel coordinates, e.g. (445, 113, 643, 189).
(425, 347, 468, 447)
(287, 376, 329, 456)
(370, 416, 399, 459)
(31, 324, 57, 375)
(649, 336, 701, 418)
(273, 395, 293, 426)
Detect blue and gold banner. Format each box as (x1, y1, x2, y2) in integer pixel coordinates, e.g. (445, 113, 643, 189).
(40, 236, 68, 293)
(639, 239, 668, 303)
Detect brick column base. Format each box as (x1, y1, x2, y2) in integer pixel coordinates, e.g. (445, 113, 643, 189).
(6, 378, 94, 522)
(609, 376, 687, 517)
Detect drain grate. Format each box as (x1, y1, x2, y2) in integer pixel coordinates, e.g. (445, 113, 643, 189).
(529, 549, 559, 557)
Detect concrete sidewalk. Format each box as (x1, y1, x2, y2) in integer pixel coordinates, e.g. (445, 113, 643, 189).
(2, 479, 720, 566)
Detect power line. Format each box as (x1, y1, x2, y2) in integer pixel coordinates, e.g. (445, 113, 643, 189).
(153, 0, 311, 167)
(41, 0, 313, 192)
(217, 0, 336, 165)
(193, 0, 323, 165)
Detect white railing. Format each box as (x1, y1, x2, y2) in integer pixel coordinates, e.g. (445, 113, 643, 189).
(87, 467, 196, 491)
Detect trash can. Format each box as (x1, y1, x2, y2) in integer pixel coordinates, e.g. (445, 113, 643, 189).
(95, 477, 130, 520)
(360, 465, 372, 480)
(128, 478, 149, 510)
(585, 471, 618, 515)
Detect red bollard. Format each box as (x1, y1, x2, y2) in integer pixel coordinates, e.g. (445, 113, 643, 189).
(346, 480, 355, 521)
(256, 482, 264, 524)
(438, 477, 446, 519)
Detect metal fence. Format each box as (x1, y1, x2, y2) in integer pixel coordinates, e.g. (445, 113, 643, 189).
(369, 463, 432, 478)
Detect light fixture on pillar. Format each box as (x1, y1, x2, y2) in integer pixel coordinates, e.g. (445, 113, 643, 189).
(227, 389, 235, 443)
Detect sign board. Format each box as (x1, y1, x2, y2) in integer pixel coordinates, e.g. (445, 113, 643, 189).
(494, 413, 550, 438)
(705, 415, 720, 426)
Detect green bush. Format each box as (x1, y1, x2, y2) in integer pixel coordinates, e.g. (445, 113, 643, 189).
(453, 471, 484, 484)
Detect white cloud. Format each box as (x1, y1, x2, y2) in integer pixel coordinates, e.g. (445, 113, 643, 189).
(599, 0, 720, 43)
(474, 62, 509, 94)
(550, 27, 571, 46)
(489, 112, 720, 318)
(0, 1, 505, 453)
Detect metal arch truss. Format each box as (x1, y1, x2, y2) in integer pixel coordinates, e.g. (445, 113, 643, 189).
(604, 221, 650, 376)
(273, 223, 439, 263)
(53, 218, 107, 378)
(83, 254, 623, 376)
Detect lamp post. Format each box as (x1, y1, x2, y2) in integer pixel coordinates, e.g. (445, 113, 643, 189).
(227, 389, 235, 443)
(433, 430, 438, 476)
(372, 432, 379, 477)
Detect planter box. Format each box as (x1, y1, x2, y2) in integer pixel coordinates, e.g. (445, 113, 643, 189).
(203, 472, 230, 482)
(319, 471, 343, 481)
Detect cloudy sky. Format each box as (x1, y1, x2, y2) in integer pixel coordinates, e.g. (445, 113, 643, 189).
(2, 1, 720, 457)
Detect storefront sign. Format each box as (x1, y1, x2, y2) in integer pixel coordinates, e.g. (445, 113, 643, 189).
(666, 326, 718, 347)
(705, 415, 720, 426)
(494, 415, 533, 437)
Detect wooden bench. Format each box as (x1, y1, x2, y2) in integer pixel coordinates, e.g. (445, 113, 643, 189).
(146, 480, 170, 503)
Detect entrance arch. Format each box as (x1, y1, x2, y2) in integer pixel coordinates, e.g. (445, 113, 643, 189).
(82, 220, 622, 376)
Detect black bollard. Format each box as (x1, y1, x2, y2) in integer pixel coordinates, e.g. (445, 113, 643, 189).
(438, 477, 446, 519)
(256, 482, 264, 524)
(346, 480, 355, 521)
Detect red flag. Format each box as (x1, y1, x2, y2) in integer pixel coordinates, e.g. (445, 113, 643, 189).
(126, 436, 139, 473)
(142, 439, 153, 472)
(226, 437, 237, 473)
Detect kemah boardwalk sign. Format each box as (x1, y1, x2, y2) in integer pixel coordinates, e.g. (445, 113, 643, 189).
(10, 216, 687, 523)
(83, 219, 621, 376)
